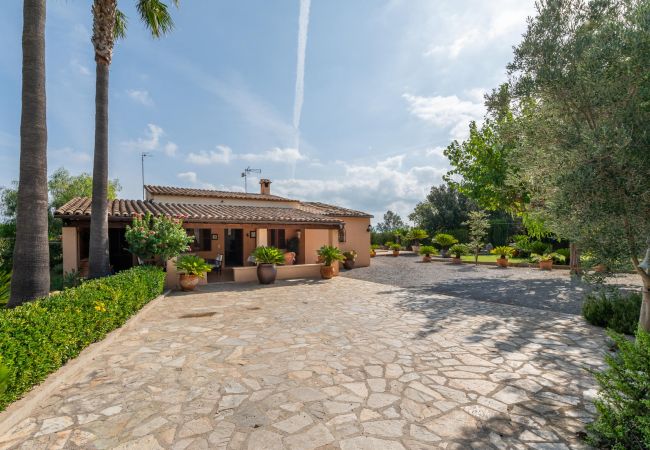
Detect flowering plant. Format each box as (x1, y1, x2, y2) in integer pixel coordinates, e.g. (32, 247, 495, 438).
(125, 213, 194, 263)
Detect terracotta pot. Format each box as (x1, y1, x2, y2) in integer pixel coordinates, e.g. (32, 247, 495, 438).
(320, 265, 335, 279)
(538, 259, 553, 270)
(370, 250, 376, 258)
(179, 274, 200, 291)
(496, 257, 509, 268)
(283, 252, 296, 265)
(257, 264, 277, 284)
(452, 257, 462, 265)
(343, 259, 355, 270)
(392, 250, 400, 257)
(422, 255, 432, 263)
(594, 264, 607, 273)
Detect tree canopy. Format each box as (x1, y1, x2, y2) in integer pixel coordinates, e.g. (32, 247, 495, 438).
(409, 185, 476, 235)
(48, 168, 121, 210)
(375, 210, 405, 233)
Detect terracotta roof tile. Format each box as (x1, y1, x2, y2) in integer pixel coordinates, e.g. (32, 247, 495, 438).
(299, 201, 373, 218)
(144, 185, 297, 202)
(55, 198, 343, 226)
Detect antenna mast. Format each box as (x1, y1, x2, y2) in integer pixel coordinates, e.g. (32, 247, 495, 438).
(141, 152, 153, 200)
(241, 166, 261, 193)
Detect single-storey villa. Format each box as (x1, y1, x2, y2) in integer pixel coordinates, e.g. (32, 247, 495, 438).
(55, 179, 372, 283)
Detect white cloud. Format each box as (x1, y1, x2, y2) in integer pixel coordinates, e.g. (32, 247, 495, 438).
(240, 147, 307, 164)
(70, 58, 90, 76)
(122, 123, 163, 152)
(423, 1, 534, 59)
(49, 147, 92, 164)
(164, 142, 178, 157)
(293, 0, 311, 131)
(187, 145, 233, 165)
(127, 89, 154, 106)
(177, 171, 198, 184)
(403, 93, 484, 141)
(272, 154, 447, 221)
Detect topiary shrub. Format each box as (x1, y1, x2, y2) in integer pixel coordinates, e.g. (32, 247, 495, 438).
(582, 289, 641, 335)
(0, 266, 165, 410)
(586, 330, 650, 450)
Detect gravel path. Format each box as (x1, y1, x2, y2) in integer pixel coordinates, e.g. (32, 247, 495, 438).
(341, 253, 640, 315)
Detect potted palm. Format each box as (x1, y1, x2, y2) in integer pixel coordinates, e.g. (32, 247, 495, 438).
(532, 252, 564, 270)
(419, 245, 436, 262)
(406, 228, 429, 254)
(342, 250, 357, 270)
(317, 245, 345, 279)
(433, 233, 459, 258)
(176, 255, 212, 291)
(491, 246, 516, 268)
(449, 244, 469, 264)
(370, 244, 379, 258)
(390, 243, 401, 257)
(252, 246, 285, 284)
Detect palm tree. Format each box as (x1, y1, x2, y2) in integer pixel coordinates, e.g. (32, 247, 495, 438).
(9, 0, 50, 307)
(88, 0, 178, 278)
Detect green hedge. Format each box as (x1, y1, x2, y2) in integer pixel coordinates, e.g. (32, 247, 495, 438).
(0, 266, 165, 410)
(587, 330, 650, 449)
(582, 289, 641, 335)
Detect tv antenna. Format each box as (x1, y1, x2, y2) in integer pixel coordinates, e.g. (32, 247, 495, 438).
(241, 166, 261, 193)
(141, 152, 153, 200)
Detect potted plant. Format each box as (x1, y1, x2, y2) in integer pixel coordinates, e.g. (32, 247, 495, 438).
(125, 212, 194, 267)
(532, 252, 564, 270)
(252, 246, 285, 284)
(449, 244, 469, 264)
(370, 244, 379, 258)
(342, 250, 357, 270)
(176, 255, 212, 291)
(419, 245, 436, 262)
(433, 233, 459, 258)
(491, 246, 516, 267)
(406, 228, 429, 254)
(317, 245, 345, 279)
(390, 243, 401, 257)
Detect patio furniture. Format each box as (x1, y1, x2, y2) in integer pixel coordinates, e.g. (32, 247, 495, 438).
(205, 255, 223, 275)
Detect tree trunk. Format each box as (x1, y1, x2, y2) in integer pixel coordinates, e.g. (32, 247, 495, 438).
(569, 242, 581, 276)
(88, 61, 110, 278)
(640, 278, 650, 332)
(9, 0, 49, 307)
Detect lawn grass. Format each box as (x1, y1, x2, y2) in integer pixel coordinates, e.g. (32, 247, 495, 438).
(460, 254, 528, 264)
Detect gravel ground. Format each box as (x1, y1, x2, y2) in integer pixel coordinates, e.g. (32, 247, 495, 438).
(341, 252, 641, 315)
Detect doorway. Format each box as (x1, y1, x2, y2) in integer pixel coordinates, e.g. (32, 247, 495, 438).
(224, 228, 244, 267)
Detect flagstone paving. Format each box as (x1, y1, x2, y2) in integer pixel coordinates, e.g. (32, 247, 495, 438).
(0, 276, 607, 449)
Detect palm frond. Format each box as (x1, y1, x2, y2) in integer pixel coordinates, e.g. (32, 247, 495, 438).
(136, 0, 178, 38)
(114, 9, 128, 40)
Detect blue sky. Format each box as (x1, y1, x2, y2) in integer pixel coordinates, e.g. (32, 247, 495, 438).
(0, 0, 535, 222)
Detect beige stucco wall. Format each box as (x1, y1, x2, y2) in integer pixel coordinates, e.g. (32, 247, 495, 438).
(339, 217, 372, 267)
(232, 264, 322, 283)
(62, 227, 78, 275)
(256, 228, 268, 247)
(148, 194, 297, 209)
(303, 229, 331, 264)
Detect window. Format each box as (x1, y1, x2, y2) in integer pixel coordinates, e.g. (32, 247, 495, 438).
(338, 228, 346, 243)
(269, 229, 286, 248)
(186, 228, 212, 252)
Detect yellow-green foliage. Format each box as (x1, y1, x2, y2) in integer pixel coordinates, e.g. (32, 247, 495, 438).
(0, 266, 164, 410)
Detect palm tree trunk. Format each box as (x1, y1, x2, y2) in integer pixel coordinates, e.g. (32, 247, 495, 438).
(9, 0, 49, 307)
(640, 280, 650, 332)
(88, 61, 111, 278)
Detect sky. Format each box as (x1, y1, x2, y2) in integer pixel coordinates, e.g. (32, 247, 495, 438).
(0, 0, 536, 223)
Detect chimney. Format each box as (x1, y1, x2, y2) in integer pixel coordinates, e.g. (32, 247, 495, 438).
(260, 178, 272, 195)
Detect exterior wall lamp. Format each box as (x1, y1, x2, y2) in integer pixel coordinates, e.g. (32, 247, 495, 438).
(366, 225, 372, 232)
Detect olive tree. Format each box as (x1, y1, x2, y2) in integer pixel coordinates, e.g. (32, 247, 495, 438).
(508, 0, 650, 330)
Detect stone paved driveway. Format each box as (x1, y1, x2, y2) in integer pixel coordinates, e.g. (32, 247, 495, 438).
(1, 276, 607, 449)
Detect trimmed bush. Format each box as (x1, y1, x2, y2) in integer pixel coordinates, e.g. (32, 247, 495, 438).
(0, 266, 164, 410)
(587, 330, 650, 450)
(582, 289, 641, 335)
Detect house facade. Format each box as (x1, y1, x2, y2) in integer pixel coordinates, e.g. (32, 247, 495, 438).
(55, 179, 372, 282)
